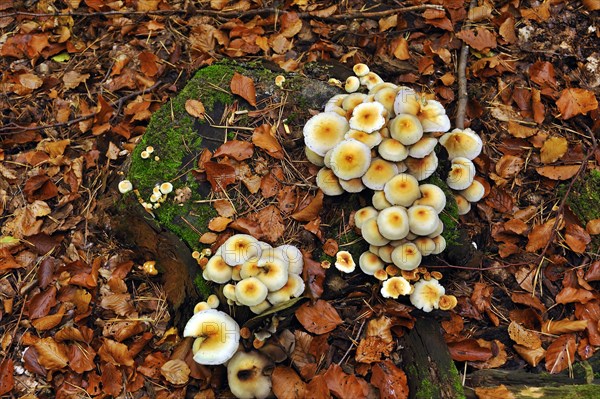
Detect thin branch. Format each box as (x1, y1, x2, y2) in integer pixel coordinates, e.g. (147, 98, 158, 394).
(455, 0, 478, 129)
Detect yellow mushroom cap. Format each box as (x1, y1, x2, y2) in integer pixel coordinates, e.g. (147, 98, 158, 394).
(240, 257, 261, 279)
(460, 180, 485, 203)
(324, 94, 348, 113)
(372, 190, 392, 210)
(446, 157, 475, 190)
(334, 250, 356, 273)
(391, 243, 422, 271)
(235, 277, 269, 306)
(383, 173, 421, 207)
(394, 86, 421, 116)
(455, 194, 471, 215)
(206, 294, 220, 309)
(194, 301, 211, 313)
(417, 99, 451, 133)
(414, 184, 447, 213)
(303, 112, 349, 156)
(267, 273, 305, 305)
(339, 177, 366, 193)
(360, 72, 384, 90)
(223, 283, 237, 302)
(118, 180, 133, 194)
(231, 265, 242, 281)
(329, 139, 372, 180)
(410, 279, 445, 312)
(274, 244, 303, 275)
(377, 244, 395, 263)
(183, 309, 240, 365)
(221, 234, 262, 267)
(227, 351, 272, 399)
(374, 269, 389, 281)
(407, 205, 440, 236)
(249, 300, 272, 314)
(342, 93, 368, 112)
(361, 158, 398, 191)
(204, 255, 233, 284)
(438, 294, 458, 311)
(345, 76, 360, 93)
(316, 167, 344, 196)
(369, 82, 399, 95)
(345, 129, 383, 149)
(389, 113, 424, 145)
(377, 206, 410, 240)
(256, 256, 289, 292)
(414, 237, 436, 256)
(373, 86, 399, 114)
(305, 146, 325, 166)
(405, 152, 439, 181)
(431, 235, 447, 255)
(427, 219, 444, 238)
(349, 102, 386, 133)
(354, 206, 379, 229)
(360, 217, 390, 246)
(439, 128, 483, 160)
(378, 138, 409, 162)
(353, 63, 370, 77)
(359, 251, 385, 275)
(409, 137, 438, 158)
(381, 276, 412, 298)
(160, 182, 173, 194)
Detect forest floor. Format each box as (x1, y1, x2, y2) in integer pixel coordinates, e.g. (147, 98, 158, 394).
(1, 0, 600, 398)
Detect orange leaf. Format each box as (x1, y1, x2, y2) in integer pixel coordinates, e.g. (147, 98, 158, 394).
(556, 88, 598, 120)
(586, 219, 600, 235)
(229, 217, 263, 238)
(213, 140, 254, 161)
(529, 61, 556, 88)
(371, 360, 409, 399)
(556, 287, 596, 304)
(295, 299, 342, 335)
(545, 334, 576, 373)
(161, 359, 190, 385)
(252, 124, 284, 159)
(213, 199, 236, 217)
(507, 121, 537, 138)
(279, 12, 302, 38)
(271, 366, 307, 399)
(448, 339, 493, 362)
(474, 384, 515, 399)
(98, 338, 134, 367)
(0, 359, 14, 395)
(291, 190, 324, 222)
(207, 216, 232, 232)
(323, 363, 369, 399)
(540, 136, 568, 164)
(584, 0, 600, 10)
(456, 27, 497, 52)
(306, 374, 331, 398)
(204, 161, 236, 192)
(260, 168, 284, 198)
(139, 51, 159, 77)
(508, 321, 541, 349)
(511, 292, 546, 313)
(255, 205, 284, 243)
(322, 239, 338, 257)
(542, 319, 588, 335)
(33, 337, 69, 370)
(565, 223, 591, 254)
(230, 72, 257, 106)
(526, 218, 556, 252)
(68, 343, 96, 373)
(391, 37, 410, 60)
(101, 362, 123, 396)
(185, 99, 205, 119)
(536, 165, 580, 180)
(303, 252, 325, 299)
(513, 344, 545, 367)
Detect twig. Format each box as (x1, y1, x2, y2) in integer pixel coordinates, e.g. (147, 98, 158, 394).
(455, 0, 477, 129)
(2, 4, 443, 21)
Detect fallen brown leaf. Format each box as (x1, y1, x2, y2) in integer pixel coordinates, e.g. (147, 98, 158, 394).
(545, 333, 577, 373)
(556, 88, 598, 120)
(526, 218, 557, 252)
(371, 360, 409, 399)
(542, 319, 588, 334)
(513, 344, 545, 367)
(586, 219, 600, 235)
(33, 337, 69, 370)
(474, 384, 515, 399)
(161, 359, 190, 385)
(456, 27, 497, 52)
(252, 124, 284, 159)
(540, 136, 568, 164)
(448, 339, 493, 362)
(508, 321, 541, 349)
(213, 140, 254, 161)
(230, 72, 257, 106)
(565, 223, 591, 254)
(291, 190, 323, 222)
(185, 99, 205, 119)
(536, 165, 580, 180)
(0, 359, 14, 395)
(295, 299, 342, 335)
(323, 363, 369, 399)
(271, 366, 307, 399)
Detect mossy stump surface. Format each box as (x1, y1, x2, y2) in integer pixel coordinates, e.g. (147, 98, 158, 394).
(116, 61, 465, 398)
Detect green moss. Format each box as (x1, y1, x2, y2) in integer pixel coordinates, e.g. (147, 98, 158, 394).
(448, 362, 467, 399)
(193, 274, 213, 299)
(426, 175, 460, 246)
(565, 169, 600, 251)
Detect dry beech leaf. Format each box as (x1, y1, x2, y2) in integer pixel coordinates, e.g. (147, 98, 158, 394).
(511, 292, 546, 313)
(507, 121, 538, 138)
(98, 338, 134, 367)
(271, 366, 307, 399)
(0, 359, 14, 395)
(540, 136, 568, 164)
(495, 155, 523, 178)
(545, 334, 577, 373)
(471, 340, 508, 369)
(207, 216, 232, 232)
(448, 339, 493, 362)
(255, 205, 285, 243)
(456, 27, 497, 52)
(101, 362, 123, 396)
(529, 61, 557, 87)
(230, 72, 257, 106)
(583, 0, 600, 10)
(536, 165, 580, 180)
(355, 317, 395, 364)
(213, 199, 236, 217)
(564, 223, 591, 254)
(556, 88, 598, 120)
(303, 252, 325, 299)
(68, 343, 96, 373)
(370, 360, 409, 399)
(295, 299, 342, 335)
(214, 140, 254, 161)
(556, 287, 596, 304)
(323, 363, 369, 399)
(513, 344, 545, 367)
(252, 124, 284, 159)
(63, 71, 90, 90)
(474, 384, 515, 399)
(161, 359, 190, 385)
(291, 190, 323, 222)
(33, 337, 69, 370)
(542, 319, 588, 334)
(391, 37, 409, 60)
(508, 321, 541, 349)
(586, 219, 600, 235)
(185, 99, 205, 119)
(204, 161, 236, 192)
(526, 218, 557, 252)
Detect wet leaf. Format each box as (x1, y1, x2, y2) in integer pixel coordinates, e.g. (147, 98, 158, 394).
(306, 374, 331, 399)
(214, 140, 254, 161)
(230, 72, 257, 106)
(540, 136, 568, 164)
(545, 334, 577, 373)
(556, 287, 596, 304)
(161, 359, 190, 385)
(0, 359, 14, 395)
(295, 299, 342, 335)
(185, 99, 205, 119)
(508, 321, 541, 349)
(272, 366, 307, 398)
(23, 174, 59, 202)
(456, 27, 497, 52)
(252, 124, 284, 159)
(27, 286, 57, 319)
(33, 337, 69, 370)
(323, 363, 369, 399)
(448, 339, 493, 362)
(139, 51, 159, 77)
(229, 217, 263, 237)
(536, 165, 580, 180)
(556, 88, 598, 120)
(371, 360, 409, 399)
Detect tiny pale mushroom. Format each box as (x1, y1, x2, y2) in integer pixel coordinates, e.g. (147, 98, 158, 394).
(345, 76, 360, 93)
(409, 137, 438, 158)
(324, 94, 347, 112)
(369, 82, 399, 95)
(427, 219, 444, 238)
(235, 277, 269, 307)
(460, 180, 485, 203)
(381, 276, 412, 298)
(389, 113, 424, 145)
(354, 206, 379, 229)
(446, 157, 476, 190)
(439, 128, 483, 160)
(379, 245, 396, 264)
(204, 255, 233, 284)
(359, 251, 386, 275)
(438, 294, 458, 311)
(384, 173, 421, 207)
(410, 278, 445, 312)
(223, 284, 237, 302)
(227, 351, 273, 399)
(405, 152, 438, 181)
(377, 206, 410, 240)
(160, 182, 173, 194)
(362, 158, 398, 191)
(349, 101, 386, 133)
(414, 184, 446, 214)
(391, 243, 422, 271)
(206, 294, 220, 309)
(416, 99, 451, 133)
(455, 194, 471, 215)
(184, 309, 240, 365)
(360, 217, 391, 246)
(303, 112, 349, 156)
(221, 234, 262, 267)
(408, 205, 440, 236)
(378, 138, 409, 162)
(118, 180, 133, 194)
(335, 250, 356, 273)
(249, 300, 272, 315)
(372, 190, 392, 210)
(374, 269, 389, 281)
(316, 167, 344, 196)
(267, 273, 305, 305)
(360, 71, 384, 90)
(194, 301, 211, 313)
(353, 63, 370, 77)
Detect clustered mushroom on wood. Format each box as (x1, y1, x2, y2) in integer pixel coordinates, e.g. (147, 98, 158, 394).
(303, 63, 486, 312)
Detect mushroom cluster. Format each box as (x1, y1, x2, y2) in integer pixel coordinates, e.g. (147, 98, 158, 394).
(202, 234, 305, 314)
(118, 178, 174, 212)
(303, 64, 485, 312)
